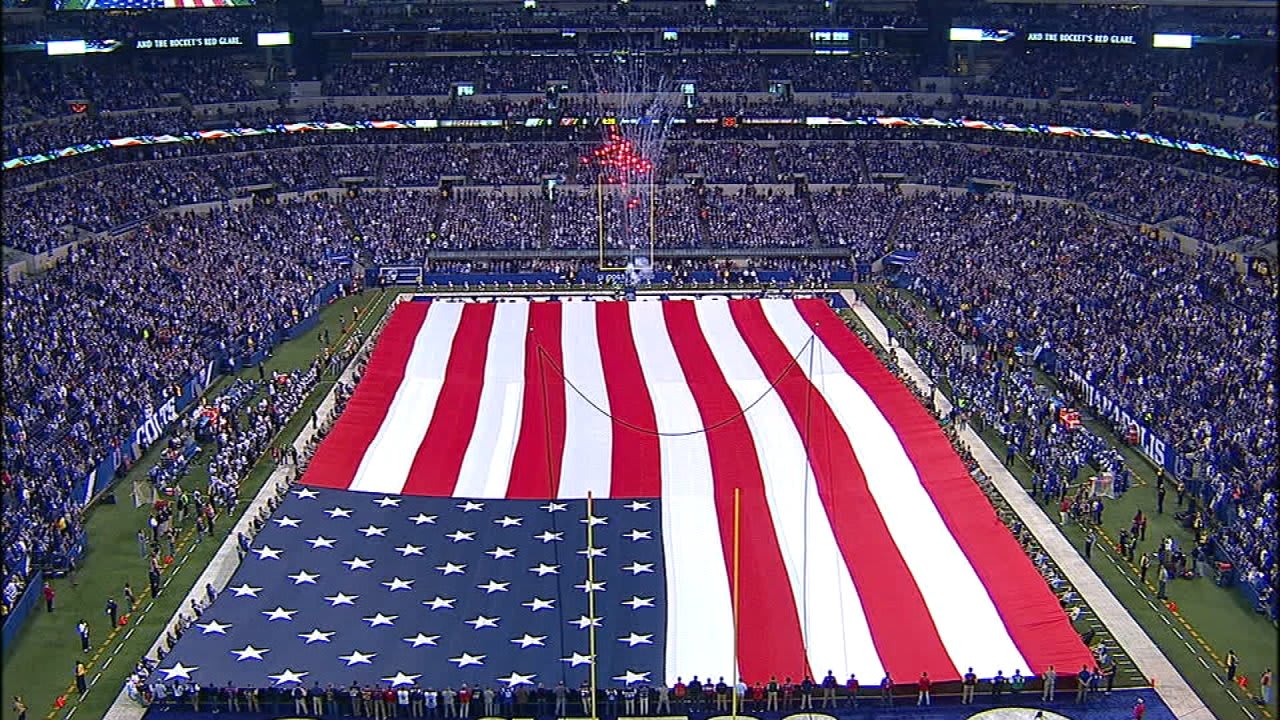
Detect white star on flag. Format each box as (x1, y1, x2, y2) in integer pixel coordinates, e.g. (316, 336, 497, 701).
(614, 670, 651, 685)
(343, 557, 375, 570)
(269, 669, 309, 685)
(298, 629, 335, 644)
(292, 488, 319, 499)
(253, 546, 282, 560)
(529, 563, 559, 576)
(625, 501, 651, 511)
(569, 615, 602, 629)
(423, 596, 456, 610)
(511, 634, 547, 648)
(382, 577, 414, 591)
(534, 531, 563, 543)
(196, 620, 231, 635)
(358, 525, 388, 537)
(523, 597, 556, 612)
(307, 536, 337, 549)
(465, 615, 500, 629)
(485, 546, 516, 559)
(160, 663, 199, 681)
(577, 546, 607, 558)
(339, 650, 377, 666)
(382, 672, 421, 687)
(273, 516, 301, 528)
(448, 653, 486, 667)
(499, 672, 537, 687)
(622, 596, 656, 610)
(403, 634, 440, 647)
(231, 645, 268, 661)
(619, 632, 654, 647)
(374, 497, 401, 507)
(540, 502, 567, 512)
(622, 561, 654, 575)
(446, 530, 476, 543)
(494, 515, 523, 527)
(436, 562, 466, 575)
(477, 580, 510, 594)
(363, 613, 398, 627)
(324, 507, 353, 518)
(262, 607, 297, 621)
(324, 593, 358, 607)
(229, 584, 262, 597)
(288, 570, 320, 585)
(457, 501, 484, 512)
(395, 544, 425, 556)
(409, 513, 437, 525)
(575, 580, 606, 593)
(561, 652, 594, 667)
(624, 529, 652, 541)
(581, 515, 608, 526)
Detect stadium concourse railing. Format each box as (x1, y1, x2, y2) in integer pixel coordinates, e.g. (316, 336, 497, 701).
(3, 88, 1276, 170)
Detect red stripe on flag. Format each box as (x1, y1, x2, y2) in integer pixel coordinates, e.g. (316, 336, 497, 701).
(796, 299, 1095, 675)
(594, 302, 662, 498)
(302, 302, 429, 490)
(662, 301, 811, 682)
(401, 303, 498, 496)
(729, 299, 956, 680)
(506, 302, 567, 498)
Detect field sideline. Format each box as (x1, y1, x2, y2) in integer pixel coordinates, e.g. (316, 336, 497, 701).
(1, 289, 393, 720)
(854, 286, 1278, 720)
(3, 287, 1273, 720)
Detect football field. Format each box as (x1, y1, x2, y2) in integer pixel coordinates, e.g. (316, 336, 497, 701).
(3, 286, 1274, 720)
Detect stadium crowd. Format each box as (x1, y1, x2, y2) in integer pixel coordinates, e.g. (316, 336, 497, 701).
(6, 138, 1273, 257)
(0, 202, 350, 613)
(871, 191, 1277, 618)
(1, 5, 1276, 712)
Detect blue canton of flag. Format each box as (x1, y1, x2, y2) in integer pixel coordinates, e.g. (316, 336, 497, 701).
(154, 488, 665, 691)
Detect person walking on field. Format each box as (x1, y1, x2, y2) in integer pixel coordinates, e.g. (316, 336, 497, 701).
(1226, 650, 1238, 682)
(77, 619, 90, 652)
(43, 582, 55, 612)
(1258, 668, 1272, 706)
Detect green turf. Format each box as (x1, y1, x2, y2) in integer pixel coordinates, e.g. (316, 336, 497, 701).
(855, 286, 1278, 720)
(1, 289, 393, 720)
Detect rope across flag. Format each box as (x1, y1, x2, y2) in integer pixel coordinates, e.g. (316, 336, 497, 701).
(156, 297, 1093, 691)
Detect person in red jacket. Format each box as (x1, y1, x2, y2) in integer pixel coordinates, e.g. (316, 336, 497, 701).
(917, 672, 932, 706)
(846, 674, 859, 708)
(750, 682, 764, 711)
(1132, 697, 1147, 720)
(43, 582, 55, 613)
(458, 686, 472, 718)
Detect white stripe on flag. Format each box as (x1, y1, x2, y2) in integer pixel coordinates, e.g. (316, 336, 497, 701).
(350, 302, 463, 494)
(761, 299, 1029, 676)
(558, 301, 614, 499)
(695, 299, 885, 680)
(628, 302, 735, 683)
(454, 302, 530, 498)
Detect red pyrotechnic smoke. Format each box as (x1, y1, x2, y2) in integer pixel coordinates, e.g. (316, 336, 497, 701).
(581, 130, 654, 182)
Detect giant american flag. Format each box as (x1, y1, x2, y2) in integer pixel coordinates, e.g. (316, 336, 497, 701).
(156, 297, 1092, 691)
